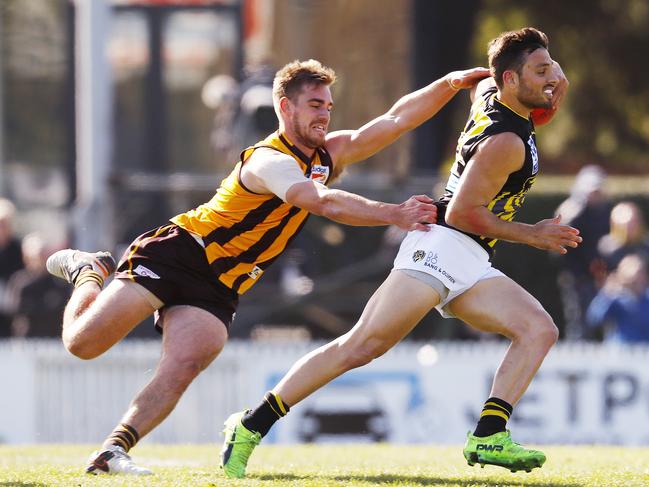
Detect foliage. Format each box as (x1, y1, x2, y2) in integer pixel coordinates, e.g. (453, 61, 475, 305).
(3, 1, 649, 176)
(472, 0, 649, 174)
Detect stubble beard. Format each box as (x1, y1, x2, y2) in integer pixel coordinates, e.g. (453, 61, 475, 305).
(517, 79, 552, 110)
(291, 117, 324, 149)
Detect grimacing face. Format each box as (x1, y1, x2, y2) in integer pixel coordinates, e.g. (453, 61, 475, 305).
(285, 83, 333, 149)
(513, 48, 558, 110)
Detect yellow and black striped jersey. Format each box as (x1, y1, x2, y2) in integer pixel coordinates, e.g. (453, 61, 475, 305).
(436, 86, 539, 254)
(171, 131, 334, 294)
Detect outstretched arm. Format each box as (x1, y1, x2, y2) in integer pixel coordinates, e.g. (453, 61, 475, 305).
(286, 181, 437, 232)
(241, 149, 437, 231)
(325, 67, 490, 167)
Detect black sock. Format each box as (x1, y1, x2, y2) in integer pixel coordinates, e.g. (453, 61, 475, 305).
(473, 396, 513, 437)
(242, 391, 290, 437)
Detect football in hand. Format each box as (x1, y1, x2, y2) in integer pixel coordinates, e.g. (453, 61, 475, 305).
(530, 107, 555, 126)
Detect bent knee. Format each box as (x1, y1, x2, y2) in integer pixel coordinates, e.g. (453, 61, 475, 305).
(64, 335, 105, 360)
(531, 311, 559, 345)
(510, 309, 558, 345)
(340, 338, 391, 370)
(165, 352, 218, 385)
(539, 319, 560, 346)
(157, 358, 207, 395)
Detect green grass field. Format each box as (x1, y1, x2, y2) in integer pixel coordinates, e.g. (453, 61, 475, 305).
(1, 444, 648, 486)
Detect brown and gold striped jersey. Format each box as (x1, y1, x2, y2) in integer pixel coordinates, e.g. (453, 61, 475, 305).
(171, 131, 334, 294)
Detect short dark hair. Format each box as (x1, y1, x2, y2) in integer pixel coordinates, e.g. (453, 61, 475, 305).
(488, 27, 549, 89)
(272, 59, 336, 103)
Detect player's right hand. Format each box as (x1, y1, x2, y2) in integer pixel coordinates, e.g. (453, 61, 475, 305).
(395, 195, 437, 231)
(529, 214, 582, 254)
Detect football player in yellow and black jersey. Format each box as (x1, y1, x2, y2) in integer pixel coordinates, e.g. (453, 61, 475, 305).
(45, 59, 489, 475)
(227, 28, 577, 478)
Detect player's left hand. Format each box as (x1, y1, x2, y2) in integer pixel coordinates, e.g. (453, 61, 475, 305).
(446, 67, 491, 90)
(531, 61, 570, 126)
(549, 61, 569, 111)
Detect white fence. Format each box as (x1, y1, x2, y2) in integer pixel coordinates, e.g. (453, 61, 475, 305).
(1, 339, 649, 445)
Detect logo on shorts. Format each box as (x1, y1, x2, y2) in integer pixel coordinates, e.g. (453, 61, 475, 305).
(248, 265, 263, 280)
(412, 250, 426, 263)
(425, 252, 438, 266)
(133, 265, 160, 279)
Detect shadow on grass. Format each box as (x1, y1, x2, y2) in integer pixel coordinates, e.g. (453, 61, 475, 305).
(254, 473, 584, 487)
(0, 483, 49, 487)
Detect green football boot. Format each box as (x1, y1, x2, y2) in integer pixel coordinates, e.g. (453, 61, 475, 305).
(463, 430, 546, 473)
(220, 410, 262, 478)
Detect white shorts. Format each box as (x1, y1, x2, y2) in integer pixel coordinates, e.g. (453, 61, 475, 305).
(392, 225, 505, 318)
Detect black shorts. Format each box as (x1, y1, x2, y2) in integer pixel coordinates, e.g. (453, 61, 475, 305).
(115, 224, 239, 332)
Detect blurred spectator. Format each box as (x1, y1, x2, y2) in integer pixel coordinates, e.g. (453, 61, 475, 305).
(0, 199, 25, 336)
(554, 165, 612, 340)
(202, 73, 240, 162)
(5, 233, 70, 337)
(586, 253, 649, 343)
(235, 63, 277, 143)
(202, 63, 276, 166)
(597, 201, 649, 272)
(279, 248, 314, 297)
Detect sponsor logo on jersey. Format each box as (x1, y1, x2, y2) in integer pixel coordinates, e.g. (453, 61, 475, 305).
(309, 164, 329, 183)
(445, 172, 461, 193)
(133, 265, 160, 279)
(248, 265, 263, 280)
(528, 135, 539, 174)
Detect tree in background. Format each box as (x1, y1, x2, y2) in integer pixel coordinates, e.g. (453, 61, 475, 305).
(472, 0, 649, 174)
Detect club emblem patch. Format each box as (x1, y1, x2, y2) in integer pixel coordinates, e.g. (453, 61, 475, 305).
(412, 250, 426, 263)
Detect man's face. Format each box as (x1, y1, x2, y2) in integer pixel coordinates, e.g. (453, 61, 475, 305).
(511, 48, 558, 110)
(284, 83, 333, 149)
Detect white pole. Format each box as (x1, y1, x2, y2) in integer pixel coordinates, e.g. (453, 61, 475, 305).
(73, 0, 114, 251)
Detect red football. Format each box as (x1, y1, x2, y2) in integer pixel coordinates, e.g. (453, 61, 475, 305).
(530, 107, 555, 126)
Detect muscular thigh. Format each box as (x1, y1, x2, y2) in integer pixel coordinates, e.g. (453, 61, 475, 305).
(78, 278, 157, 341)
(346, 270, 442, 347)
(158, 305, 229, 368)
(446, 275, 548, 336)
